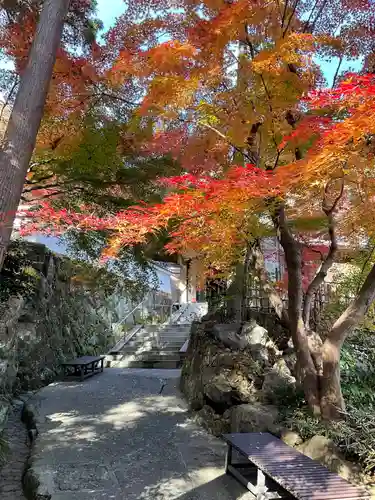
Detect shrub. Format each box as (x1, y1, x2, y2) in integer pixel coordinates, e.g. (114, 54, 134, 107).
(0, 240, 39, 302)
(341, 332, 375, 408)
(284, 406, 375, 473)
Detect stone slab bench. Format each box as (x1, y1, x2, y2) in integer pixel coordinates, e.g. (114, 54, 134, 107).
(222, 432, 370, 500)
(61, 355, 105, 382)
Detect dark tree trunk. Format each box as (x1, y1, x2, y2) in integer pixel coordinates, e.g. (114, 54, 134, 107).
(276, 206, 322, 415)
(0, 0, 71, 270)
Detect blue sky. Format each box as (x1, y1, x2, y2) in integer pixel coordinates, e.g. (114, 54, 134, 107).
(96, 0, 126, 31)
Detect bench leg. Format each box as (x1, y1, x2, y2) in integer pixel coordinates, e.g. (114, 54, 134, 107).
(100, 358, 104, 372)
(225, 444, 232, 473)
(257, 469, 266, 496)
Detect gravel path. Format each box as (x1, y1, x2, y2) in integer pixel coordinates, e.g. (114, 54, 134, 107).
(25, 368, 250, 499)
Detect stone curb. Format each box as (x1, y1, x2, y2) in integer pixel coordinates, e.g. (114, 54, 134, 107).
(14, 394, 48, 500)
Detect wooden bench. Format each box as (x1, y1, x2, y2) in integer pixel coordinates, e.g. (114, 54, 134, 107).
(61, 356, 105, 381)
(222, 432, 370, 500)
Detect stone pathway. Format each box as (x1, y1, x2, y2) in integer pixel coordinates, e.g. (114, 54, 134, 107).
(0, 404, 28, 500)
(25, 368, 251, 499)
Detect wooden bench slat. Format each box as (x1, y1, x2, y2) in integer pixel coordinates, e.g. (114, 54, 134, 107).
(223, 433, 370, 500)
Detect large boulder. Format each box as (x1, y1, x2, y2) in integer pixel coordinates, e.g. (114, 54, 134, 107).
(230, 403, 280, 434)
(180, 321, 260, 411)
(204, 372, 257, 413)
(204, 376, 237, 411)
(262, 359, 296, 402)
(297, 435, 362, 483)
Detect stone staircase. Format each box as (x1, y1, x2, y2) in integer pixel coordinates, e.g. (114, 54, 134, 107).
(107, 324, 191, 369)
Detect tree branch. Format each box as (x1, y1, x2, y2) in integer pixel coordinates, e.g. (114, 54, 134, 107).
(303, 0, 320, 33)
(198, 121, 255, 163)
(332, 56, 343, 89)
(283, 0, 301, 37)
(309, 0, 329, 34)
(281, 0, 290, 28)
(303, 179, 344, 327)
(329, 262, 375, 346)
(0, 76, 18, 124)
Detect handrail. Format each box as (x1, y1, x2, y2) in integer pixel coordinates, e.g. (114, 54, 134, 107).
(116, 283, 189, 328)
(117, 297, 148, 326)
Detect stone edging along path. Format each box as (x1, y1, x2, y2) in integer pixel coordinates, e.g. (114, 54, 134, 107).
(0, 394, 37, 500)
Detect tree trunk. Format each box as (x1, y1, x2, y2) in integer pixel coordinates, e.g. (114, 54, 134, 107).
(275, 204, 321, 415)
(320, 339, 344, 420)
(0, 0, 71, 270)
(319, 262, 375, 419)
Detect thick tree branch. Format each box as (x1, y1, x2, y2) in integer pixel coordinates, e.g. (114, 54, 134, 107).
(303, 179, 344, 327)
(357, 243, 375, 293)
(328, 262, 375, 346)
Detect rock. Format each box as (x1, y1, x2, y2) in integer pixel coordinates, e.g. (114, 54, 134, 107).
(242, 320, 281, 365)
(181, 321, 262, 411)
(0, 401, 9, 433)
(12, 398, 25, 410)
(242, 320, 269, 345)
(204, 377, 235, 408)
(212, 323, 244, 350)
(280, 429, 303, 447)
(195, 405, 230, 437)
(283, 352, 297, 376)
(262, 359, 296, 402)
(230, 403, 280, 434)
(297, 435, 362, 483)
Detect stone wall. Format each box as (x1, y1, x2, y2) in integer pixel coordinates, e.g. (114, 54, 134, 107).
(0, 241, 121, 398)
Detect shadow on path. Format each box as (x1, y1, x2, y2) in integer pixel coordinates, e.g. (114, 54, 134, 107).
(26, 369, 250, 500)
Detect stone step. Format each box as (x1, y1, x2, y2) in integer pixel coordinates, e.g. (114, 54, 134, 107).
(114, 359, 181, 369)
(113, 352, 181, 362)
(122, 346, 180, 355)
(126, 339, 186, 347)
(126, 339, 188, 347)
(157, 334, 190, 338)
(129, 332, 189, 341)
(125, 351, 181, 360)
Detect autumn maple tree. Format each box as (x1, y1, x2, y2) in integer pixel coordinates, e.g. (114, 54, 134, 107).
(16, 0, 375, 420)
